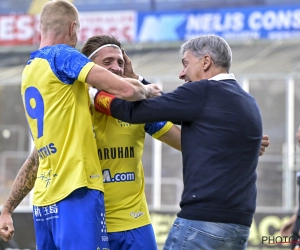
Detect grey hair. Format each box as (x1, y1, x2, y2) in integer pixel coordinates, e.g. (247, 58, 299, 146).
(180, 35, 232, 72)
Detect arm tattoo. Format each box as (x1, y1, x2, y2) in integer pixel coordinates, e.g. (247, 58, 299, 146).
(4, 149, 39, 213)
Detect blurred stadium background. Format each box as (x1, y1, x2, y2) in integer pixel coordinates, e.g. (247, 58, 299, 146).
(1, 0, 300, 249)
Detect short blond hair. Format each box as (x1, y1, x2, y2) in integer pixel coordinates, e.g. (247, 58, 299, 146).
(40, 0, 79, 35)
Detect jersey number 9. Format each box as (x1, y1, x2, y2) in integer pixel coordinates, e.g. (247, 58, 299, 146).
(24, 87, 44, 139)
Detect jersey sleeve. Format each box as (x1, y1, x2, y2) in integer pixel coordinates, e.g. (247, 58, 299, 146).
(77, 62, 95, 83)
(144, 121, 173, 139)
(51, 45, 95, 84)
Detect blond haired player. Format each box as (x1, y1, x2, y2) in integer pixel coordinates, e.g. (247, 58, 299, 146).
(0, 1, 161, 249)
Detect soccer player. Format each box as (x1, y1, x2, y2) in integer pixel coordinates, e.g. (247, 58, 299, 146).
(82, 35, 181, 250)
(0, 0, 161, 249)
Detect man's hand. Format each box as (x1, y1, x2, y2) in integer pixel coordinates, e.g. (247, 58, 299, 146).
(123, 78, 162, 99)
(280, 220, 295, 237)
(122, 49, 139, 80)
(280, 213, 297, 237)
(259, 135, 270, 156)
(0, 210, 14, 242)
(144, 83, 162, 98)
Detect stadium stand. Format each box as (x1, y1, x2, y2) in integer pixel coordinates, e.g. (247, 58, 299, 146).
(0, 0, 32, 14)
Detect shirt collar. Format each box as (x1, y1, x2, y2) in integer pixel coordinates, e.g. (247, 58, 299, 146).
(209, 73, 236, 81)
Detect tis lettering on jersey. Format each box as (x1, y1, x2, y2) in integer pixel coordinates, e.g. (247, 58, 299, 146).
(37, 143, 57, 160)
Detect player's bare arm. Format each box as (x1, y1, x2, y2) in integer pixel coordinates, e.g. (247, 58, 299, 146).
(157, 125, 181, 151)
(0, 148, 39, 242)
(4, 148, 39, 213)
(86, 65, 162, 101)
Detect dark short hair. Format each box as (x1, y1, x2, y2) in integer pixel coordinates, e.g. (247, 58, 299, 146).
(81, 35, 122, 59)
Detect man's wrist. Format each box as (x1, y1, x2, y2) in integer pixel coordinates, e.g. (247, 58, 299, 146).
(1, 205, 13, 215)
(144, 85, 152, 99)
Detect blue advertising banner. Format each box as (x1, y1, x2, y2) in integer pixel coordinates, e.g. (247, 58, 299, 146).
(137, 5, 300, 42)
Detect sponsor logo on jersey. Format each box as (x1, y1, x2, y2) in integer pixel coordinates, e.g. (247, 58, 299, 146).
(102, 169, 135, 183)
(130, 211, 145, 219)
(37, 169, 57, 188)
(90, 174, 100, 179)
(117, 120, 132, 127)
(98, 146, 134, 160)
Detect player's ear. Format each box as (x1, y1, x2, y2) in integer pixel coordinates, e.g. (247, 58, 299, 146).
(202, 55, 211, 71)
(69, 21, 77, 36)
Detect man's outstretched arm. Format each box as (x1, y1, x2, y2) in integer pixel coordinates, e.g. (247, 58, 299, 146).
(0, 148, 39, 242)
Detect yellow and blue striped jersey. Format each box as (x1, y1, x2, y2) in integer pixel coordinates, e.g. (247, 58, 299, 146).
(92, 104, 172, 232)
(21, 44, 103, 206)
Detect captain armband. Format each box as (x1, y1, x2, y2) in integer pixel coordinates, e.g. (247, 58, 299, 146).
(94, 91, 115, 116)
